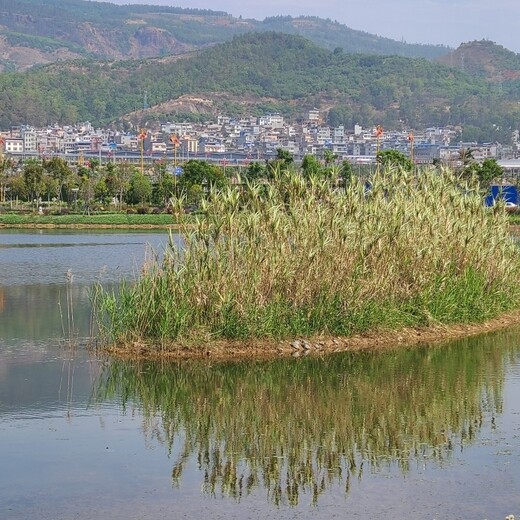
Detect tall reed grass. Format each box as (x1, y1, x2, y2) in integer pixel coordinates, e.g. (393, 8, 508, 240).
(94, 167, 520, 348)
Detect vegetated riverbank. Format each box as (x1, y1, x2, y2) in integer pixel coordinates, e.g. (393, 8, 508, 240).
(0, 213, 181, 228)
(0, 210, 518, 230)
(93, 166, 520, 359)
(103, 310, 520, 361)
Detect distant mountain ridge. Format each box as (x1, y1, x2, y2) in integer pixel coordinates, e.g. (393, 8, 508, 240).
(0, 0, 450, 70)
(438, 40, 520, 82)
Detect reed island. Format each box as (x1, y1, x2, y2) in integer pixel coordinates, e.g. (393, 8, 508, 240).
(94, 166, 520, 358)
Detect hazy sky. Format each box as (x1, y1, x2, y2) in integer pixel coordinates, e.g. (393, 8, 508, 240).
(107, 0, 520, 53)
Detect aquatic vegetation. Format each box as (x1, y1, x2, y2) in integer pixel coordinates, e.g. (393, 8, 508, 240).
(94, 167, 520, 347)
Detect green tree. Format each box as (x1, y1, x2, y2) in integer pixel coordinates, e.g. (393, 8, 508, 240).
(461, 157, 503, 193)
(376, 149, 413, 172)
(267, 148, 294, 177)
(275, 148, 294, 166)
(323, 149, 337, 166)
(476, 158, 503, 188)
(187, 184, 204, 205)
(43, 176, 59, 205)
(79, 175, 95, 213)
(23, 159, 45, 208)
(457, 148, 480, 184)
(0, 157, 14, 203)
(340, 159, 354, 189)
(179, 160, 227, 194)
(106, 162, 134, 207)
(154, 171, 177, 208)
(94, 177, 110, 205)
(458, 147, 474, 169)
(7, 174, 27, 202)
(43, 156, 72, 208)
(301, 154, 321, 178)
(127, 172, 152, 206)
(243, 161, 266, 182)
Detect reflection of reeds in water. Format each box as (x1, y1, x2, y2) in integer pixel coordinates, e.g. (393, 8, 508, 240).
(88, 265, 110, 347)
(58, 270, 80, 417)
(59, 354, 76, 420)
(95, 330, 516, 505)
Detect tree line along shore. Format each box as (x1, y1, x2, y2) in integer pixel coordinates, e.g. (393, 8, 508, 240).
(0, 149, 518, 224)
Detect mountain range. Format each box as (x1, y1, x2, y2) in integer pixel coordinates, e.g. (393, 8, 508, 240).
(1, 0, 520, 143)
(0, 0, 450, 71)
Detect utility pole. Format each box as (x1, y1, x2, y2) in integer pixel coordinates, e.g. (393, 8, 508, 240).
(408, 132, 415, 171)
(375, 125, 383, 174)
(139, 129, 146, 175)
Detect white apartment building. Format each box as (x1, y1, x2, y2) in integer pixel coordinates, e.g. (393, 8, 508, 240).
(258, 114, 284, 129)
(308, 109, 320, 123)
(63, 133, 79, 154)
(161, 122, 193, 136)
(4, 138, 24, 154)
(22, 129, 37, 152)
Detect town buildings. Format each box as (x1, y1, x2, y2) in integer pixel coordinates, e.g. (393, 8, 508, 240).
(0, 110, 515, 167)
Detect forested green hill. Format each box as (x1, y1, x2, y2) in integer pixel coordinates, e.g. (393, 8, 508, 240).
(0, 0, 449, 71)
(0, 32, 516, 142)
(438, 40, 520, 101)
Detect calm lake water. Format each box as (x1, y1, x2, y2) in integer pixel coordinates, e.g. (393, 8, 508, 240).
(1, 230, 520, 520)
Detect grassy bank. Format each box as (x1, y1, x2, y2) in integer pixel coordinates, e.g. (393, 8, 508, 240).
(0, 212, 179, 227)
(94, 167, 520, 351)
(510, 213, 520, 226)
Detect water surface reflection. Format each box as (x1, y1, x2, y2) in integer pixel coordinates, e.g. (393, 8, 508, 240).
(96, 329, 517, 507)
(0, 230, 173, 341)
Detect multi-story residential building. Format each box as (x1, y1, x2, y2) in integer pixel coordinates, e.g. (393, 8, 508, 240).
(200, 138, 226, 154)
(62, 132, 79, 154)
(471, 144, 498, 160)
(4, 138, 24, 154)
(278, 139, 299, 155)
(151, 141, 167, 153)
(115, 134, 135, 149)
(414, 144, 441, 163)
(352, 142, 364, 156)
(161, 122, 193, 136)
(21, 128, 37, 153)
(308, 109, 320, 124)
(316, 126, 331, 145)
(182, 137, 199, 155)
(333, 125, 345, 145)
(331, 142, 348, 156)
(258, 114, 284, 129)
